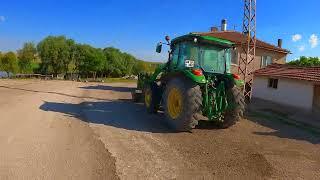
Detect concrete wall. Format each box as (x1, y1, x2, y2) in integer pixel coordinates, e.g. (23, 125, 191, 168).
(314, 85, 320, 113)
(231, 47, 287, 74)
(252, 76, 314, 111)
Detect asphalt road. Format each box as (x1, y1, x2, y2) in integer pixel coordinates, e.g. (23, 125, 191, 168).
(0, 79, 319, 180)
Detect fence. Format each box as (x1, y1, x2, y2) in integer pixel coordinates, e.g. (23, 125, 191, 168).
(14, 74, 54, 80)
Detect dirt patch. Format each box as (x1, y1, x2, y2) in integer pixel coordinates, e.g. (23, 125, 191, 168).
(158, 128, 274, 179)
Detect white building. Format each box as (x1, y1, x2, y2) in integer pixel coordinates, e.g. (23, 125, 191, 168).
(252, 64, 320, 114)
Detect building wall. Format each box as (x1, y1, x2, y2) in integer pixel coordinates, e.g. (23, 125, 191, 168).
(231, 47, 287, 74)
(252, 76, 314, 111)
(313, 85, 320, 113)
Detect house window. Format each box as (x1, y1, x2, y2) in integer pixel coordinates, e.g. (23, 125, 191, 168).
(261, 56, 272, 68)
(268, 78, 278, 89)
(231, 49, 238, 65)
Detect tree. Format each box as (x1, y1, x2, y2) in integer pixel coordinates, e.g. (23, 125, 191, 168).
(17, 42, 37, 73)
(75, 44, 105, 79)
(122, 53, 135, 75)
(102, 47, 141, 77)
(37, 36, 74, 75)
(288, 56, 320, 67)
(132, 60, 145, 75)
(0, 52, 19, 75)
(15, 35, 160, 78)
(103, 47, 124, 77)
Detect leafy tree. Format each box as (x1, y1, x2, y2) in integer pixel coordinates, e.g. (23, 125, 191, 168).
(37, 36, 74, 75)
(132, 60, 145, 75)
(0, 52, 19, 75)
(0, 51, 2, 71)
(17, 42, 37, 73)
(122, 53, 135, 75)
(132, 59, 160, 75)
(103, 47, 124, 77)
(10, 35, 161, 78)
(65, 39, 76, 73)
(75, 44, 105, 79)
(288, 56, 320, 67)
(102, 47, 153, 77)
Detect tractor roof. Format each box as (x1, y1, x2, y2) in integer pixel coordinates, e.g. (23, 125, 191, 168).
(171, 33, 234, 48)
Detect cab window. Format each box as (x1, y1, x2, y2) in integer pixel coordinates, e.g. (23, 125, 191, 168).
(177, 43, 200, 69)
(178, 43, 187, 68)
(170, 44, 179, 68)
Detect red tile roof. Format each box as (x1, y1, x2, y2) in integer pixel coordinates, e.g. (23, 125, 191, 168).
(254, 64, 320, 83)
(196, 31, 290, 54)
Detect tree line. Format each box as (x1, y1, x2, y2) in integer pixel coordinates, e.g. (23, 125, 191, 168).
(288, 56, 320, 67)
(0, 35, 159, 78)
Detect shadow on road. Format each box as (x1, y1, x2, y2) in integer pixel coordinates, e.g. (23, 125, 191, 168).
(196, 120, 221, 130)
(40, 100, 173, 133)
(0, 85, 108, 101)
(79, 85, 135, 92)
(246, 113, 320, 144)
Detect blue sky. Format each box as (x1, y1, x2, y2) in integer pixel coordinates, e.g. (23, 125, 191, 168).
(0, 0, 319, 62)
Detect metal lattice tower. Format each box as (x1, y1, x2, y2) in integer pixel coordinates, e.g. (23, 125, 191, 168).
(238, 0, 256, 100)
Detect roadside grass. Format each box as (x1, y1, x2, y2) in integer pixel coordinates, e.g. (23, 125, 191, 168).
(1, 77, 137, 83)
(248, 110, 320, 136)
(101, 78, 137, 83)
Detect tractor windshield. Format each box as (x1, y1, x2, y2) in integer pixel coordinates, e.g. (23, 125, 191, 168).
(199, 45, 231, 73)
(178, 43, 231, 74)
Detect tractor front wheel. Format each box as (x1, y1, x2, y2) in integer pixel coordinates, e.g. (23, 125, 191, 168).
(144, 84, 159, 114)
(163, 78, 202, 132)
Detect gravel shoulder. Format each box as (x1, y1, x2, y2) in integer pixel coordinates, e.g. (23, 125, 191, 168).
(0, 79, 319, 179)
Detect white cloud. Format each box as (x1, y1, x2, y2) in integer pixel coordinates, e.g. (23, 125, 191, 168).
(292, 34, 302, 42)
(0, 16, 5, 22)
(309, 34, 318, 48)
(298, 45, 305, 51)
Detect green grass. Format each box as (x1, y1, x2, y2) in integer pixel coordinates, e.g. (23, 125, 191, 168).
(101, 78, 137, 83)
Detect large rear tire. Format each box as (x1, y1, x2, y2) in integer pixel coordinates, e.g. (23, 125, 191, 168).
(163, 78, 202, 132)
(220, 86, 245, 128)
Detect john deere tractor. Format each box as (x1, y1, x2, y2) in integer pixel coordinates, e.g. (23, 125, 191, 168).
(136, 33, 245, 131)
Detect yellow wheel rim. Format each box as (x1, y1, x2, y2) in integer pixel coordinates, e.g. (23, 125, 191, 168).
(144, 89, 151, 108)
(167, 88, 183, 119)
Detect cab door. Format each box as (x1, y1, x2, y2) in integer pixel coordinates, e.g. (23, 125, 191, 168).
(169, 44, 180, 70)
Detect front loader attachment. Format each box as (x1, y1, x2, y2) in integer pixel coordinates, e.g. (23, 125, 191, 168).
(132, 73, 152, 102)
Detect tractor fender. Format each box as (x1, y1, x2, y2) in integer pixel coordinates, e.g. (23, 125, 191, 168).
(161, 70, 206, 85)
(182, 70, 207, 84)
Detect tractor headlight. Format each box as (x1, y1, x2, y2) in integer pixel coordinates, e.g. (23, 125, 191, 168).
(185, 60, 195, 68)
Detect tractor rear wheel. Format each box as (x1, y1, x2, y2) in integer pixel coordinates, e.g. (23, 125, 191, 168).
(220, 86, 245, 128)
(143, 84, 159, 113)
(163, 77, 202, 132)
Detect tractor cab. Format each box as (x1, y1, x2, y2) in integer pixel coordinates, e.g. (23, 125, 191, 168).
(157, 34, 234, 76)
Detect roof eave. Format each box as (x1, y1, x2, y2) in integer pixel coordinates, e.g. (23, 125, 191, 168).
(233, 42, 290, 54)
(254, 74, 320, 83)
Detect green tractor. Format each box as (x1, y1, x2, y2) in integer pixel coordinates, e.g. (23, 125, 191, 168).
(136, 33, 245, 131)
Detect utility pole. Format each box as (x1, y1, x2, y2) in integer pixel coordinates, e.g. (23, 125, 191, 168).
(239, 0, 256, 100)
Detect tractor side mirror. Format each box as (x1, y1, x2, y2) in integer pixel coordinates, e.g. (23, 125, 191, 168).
(233, 46, 237, 51)
(156, 42, 162, 53)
